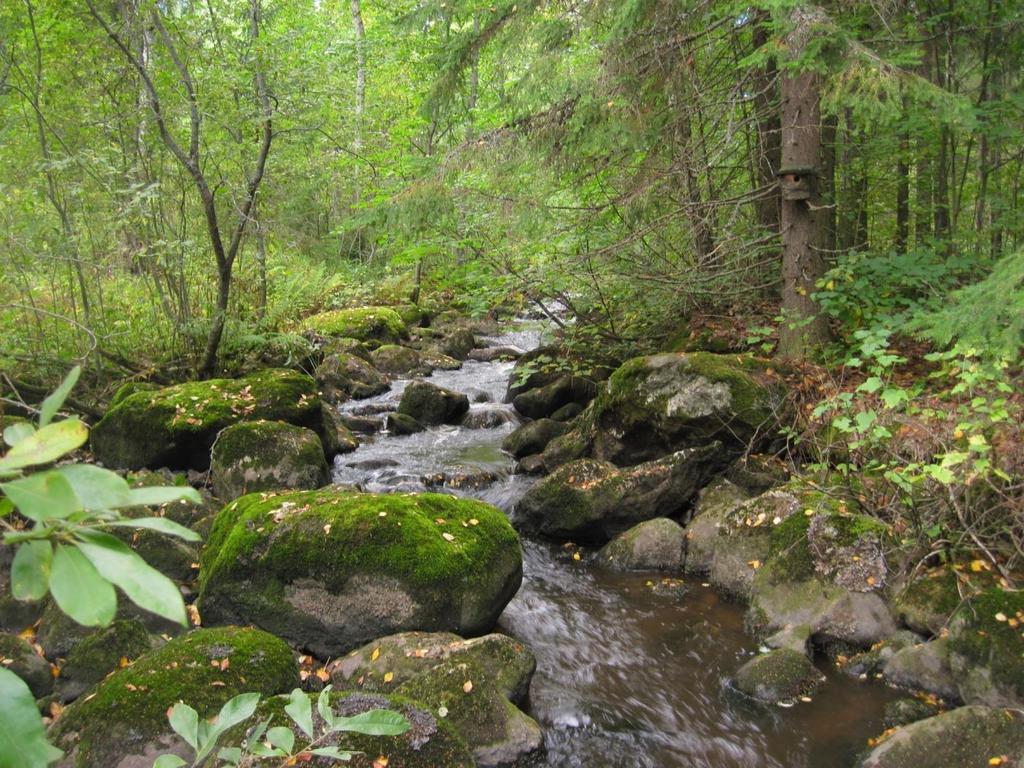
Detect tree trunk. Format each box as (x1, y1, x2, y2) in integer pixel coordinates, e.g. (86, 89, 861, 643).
(351, 0, 366, 207)
(776, 6, 832, 360)
(751, 13, 781, 249)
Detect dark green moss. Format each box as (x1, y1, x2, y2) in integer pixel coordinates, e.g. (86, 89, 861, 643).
(0, 632, 52, 697)
(949, 588, 1024, 699)
(57, 619, 153, 699)
(765, 513, 815, 583)
(301, 307, 408, 346)
(110, 381, 160, 407)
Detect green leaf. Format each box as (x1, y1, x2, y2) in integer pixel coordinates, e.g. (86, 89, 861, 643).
(925, 465, 955, 485)
(10, 541, 52, 601)
(317, 685, 336, 730)
(56, 464, 131, 510)
(266, 726, 295, 754)
(125, 486, 202, 507)
(311, 746, 356, 760)
(103, 517, 202, 542)
(39, 366, 81, 427)
(854, 410, 877, 432)
(858, 376, 883, 394)
(285, 688, 314, 739)
(74, 530, 186, 626)
(330, 709, 410, 736)
(3, 422, 34, 448)
(0, 667, 64, 768)
(213, 693, 260, 734)
(0, 418, 88, 473)
(152, 756, 188, 768)
(1, 471, 80, 522)
(880, 388, 908, 408)
(49, 544, 117, 627)
(168, 703, 200, 749)
(216, 747, 243, 765)
(0, 499, 11, 518)
(242, 717, 272, 753)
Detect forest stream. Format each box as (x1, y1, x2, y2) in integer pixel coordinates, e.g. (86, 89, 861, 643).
(328, 320, 900, 768)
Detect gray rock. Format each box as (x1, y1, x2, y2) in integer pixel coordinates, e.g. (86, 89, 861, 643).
(502, 419, 569, 459)
(316, 351, 390, 404)
(398, 380, 470, 425)
(598, 518, 687, 572)
(386, 412, 425, 435)
(884, 638, 960, 702)
(684, 478, 750, 576)
(732, 648, 824, 704)
(0, 632, 53, 698)
(512, 376, 597, 420)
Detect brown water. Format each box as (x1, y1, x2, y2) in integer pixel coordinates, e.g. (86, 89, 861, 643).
(332, 322, 901, 768)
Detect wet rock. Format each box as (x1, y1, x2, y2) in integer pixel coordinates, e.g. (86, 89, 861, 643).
(461, 407, 518, 429)
(732, 648, 824, 705)
(882, 697, 941, 729)
(198, 490, 523, 657)
(55, 619, 155, 703)
(90, 369, 322, 470)
(387, 412, 426, 435)
(517, 455, 546, 475)
(398, 380, 470, 426)
(948, 588, 1024, 708)
(371, 344, 431, 376)
(320, 404, 360, 457)
(339, 414, 382, 434)
(541, 352, 788, 468)
(515, 443, 727, 544)
(469, 347, 522, 363)
(892, 568, 961, 637)
(512, 375, 597, 420)
(0, 544, 46, 632)
(597, 518, 686, 572)
(210, 420, 330, 501)
(765, 625, 812, 655)
(316, 351, 390, 404)
(502, 419, 569, 459)
(857, 705, 1024, 768)
(883, 638, 960, 702)
(724, 455, 791, 495)
(50, 627, 297, 768)
(420, 351, 463, 371)
(0, 632, 53, 698)
(422, 469, 500, 492)
(550, 402, 584, 422)
(505, 346, 564, 402)
(301, 306, 408, 348)
(683, 478, 750, 576)
(346, 458, 400, 471)
(438, 327, 477, 360)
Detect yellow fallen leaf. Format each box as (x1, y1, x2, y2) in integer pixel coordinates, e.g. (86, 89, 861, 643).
(383, 672, 394, 683)
(989, 758, 1005, 766)
(371, 647, 381, 662)
(463, 680, 473, 693)
(866, 576, 877, 587)
(442, 532, 456, 542)
(323, 524, 332, 534)
(315, 668, 330, 682)
(469, 518, 479, 526)
(118, 657, 130, 669)
(572, 552, 581, 561)
(748, 560, 761, 569)
(995, 612, 1008, 622)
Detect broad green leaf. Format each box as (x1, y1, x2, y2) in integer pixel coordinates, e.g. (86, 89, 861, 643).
(311, 746, 356, 760)
(880, 388, 908, 408)
(243, 717, 273, 753)
(285, 688, 314, 739)
(39, 366, 81, 427)
(3, 422, 34, 448)
(330, 709, 410, 736)
(217, 747, 243, 765)
(1, 471, 80, 522)
(0, 418, 88, 473)
(56, 464, 131, 510)
(74, 531, 186, 626)
(167, 702, 200, 749)
(126, 486, 202, 507)
(266, 726, 295, 754)
(152, 756, 187, 768)
(210, 692, 260, 735)
(49, 544, 117, 627)
(10, 540, 52, 601)
(858, 376, 883, 394)
(103, 517, 202, 542)
(248, 742, 284, 758)
(0, 667, 64, 768)
(925, 465, 955, 485)
(317, 686, 336, 729)
(0, 499, 11, 518)
(854, 410, 877, 432)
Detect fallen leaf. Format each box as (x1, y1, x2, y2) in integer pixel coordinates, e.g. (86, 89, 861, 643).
(315, 668, 330, 682)
(372, 757, 389, 768)
(442, 532, 456, 542)
(572, 552, 581, 561)
(383, 672, 394, 684)
(463, 680, 473, 693)
(747, 560, 761, 569)
(468, 518, 479, 526)
(438, 706, 448, 717)
(323, 524, 332, 534)
(371, 647, 381, 662)
(995, 612, 1008, 622)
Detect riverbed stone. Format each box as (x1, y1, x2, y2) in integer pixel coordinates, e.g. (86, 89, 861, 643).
(210, 420, 330, 501)
(198, 490, 523, 657)
(948, 588, 1024, 708)
(0, 632, 52, 698)
(372, 344, 431, 376)
(683, 477, 750, 576)
(892, 568, 961, 636)
(512, 375, 597, 420)
(398, 380, 470, 425)
(320, 404, 360, 456)
(50, 626, 297, 768)
(316, 351, 390, 404)
(505, 345, 564, 402)
(515, 443, 727, 544)
(301, 306, 408, 347)
(598, 518, 687, 572)
(857, 705, 1024, 768)
(90, 369, 322, 470)
(437, 327, 476, 360)
(55, 619, 155, 703)
(502, 419, 569, 459)
(732, 648, 824, 704)
(387, 412, 426, 435)
(882, 697, 941, 729)
(883, 638, 960, 702)
(541, 352, 788, 468)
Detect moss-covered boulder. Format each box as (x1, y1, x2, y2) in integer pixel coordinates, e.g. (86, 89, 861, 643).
(0, 632, 53, 698)
(109, 381, 160, 407)
(320, 403, 360, 457)
(50, 626, 297, 768)
(398, 380, 470, 426)
(301, 307, 408, 348)
(948, 588, 1024, 708)
(210, 420, 330, 502)
(857, 706, 1024, 768)
(371, 345, 431, 376)
(437, 327, 476, 360)
(731, 648, 824, 705)
(90, 369, 322, 470)
(55, 619, 154, 703)
(198, 490, 523, 657)
(598, 518, 687, 572)
(512, 376, 597, 420)
(515, 443, 726, 544)
(504, 346, 565, 402)
(501, 419, 569, 459)
(892, 568, 962, 636)
(386, 412, 425, 435)
(883, 638, 960, 702)
(683, 478, 749, 576)
(250, 691, 475, 768)
(542, 352, 788, 468)
(316, 351, 390, 405)
(882, 697, 941, 729)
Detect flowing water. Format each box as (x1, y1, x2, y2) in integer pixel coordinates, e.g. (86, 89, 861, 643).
(332, 321, 899, 768)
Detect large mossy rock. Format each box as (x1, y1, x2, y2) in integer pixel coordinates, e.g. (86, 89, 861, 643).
(90, 369, 321, 470)
(316, 351, 390, 404)
(683, 478, 749, 576)
(515, 444, 726, 544)
(198, 490, 523, 657)
(542, 352, 787, 468)
(883, 638, 960, 702)
(0, 632, 53, 698)
(948, 588, 1024, 708)
(301, 306, 408, 348)
(512, 376, 597, 420)
(371, 345, 430, 376)
(857, 706, 1024, 768)
(50, 627, 297, 768)
(55, 619, 155, 703)
(398, 380, 470, 426)
(210, 420, 330, 501)
(892, 568, 962, 637)
(501, 418, 569, 460)
(598, 518, 687, 572)
(732, 648, 824, 705)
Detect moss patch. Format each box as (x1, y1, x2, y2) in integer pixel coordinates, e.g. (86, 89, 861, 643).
(210, 420, 329, 501)
(949, 588, 1024, 702)
(301, 307, 408, 347)
(57, 619, 153, 701)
